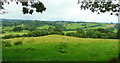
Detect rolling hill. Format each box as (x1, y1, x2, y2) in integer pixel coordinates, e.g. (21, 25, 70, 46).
(3, 35, 118, 61)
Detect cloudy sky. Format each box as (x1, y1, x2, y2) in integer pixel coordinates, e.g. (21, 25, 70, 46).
(0, 0, 118, 23)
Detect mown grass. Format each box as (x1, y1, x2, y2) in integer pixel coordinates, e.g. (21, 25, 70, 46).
(2, 35, 118, 61)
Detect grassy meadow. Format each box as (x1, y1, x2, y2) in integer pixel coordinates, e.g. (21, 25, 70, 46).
(2, 35, 118, 61)
(2, 20, 119, 61)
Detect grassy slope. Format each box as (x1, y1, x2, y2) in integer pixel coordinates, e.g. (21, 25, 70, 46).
(64, 23, 110, 29)
(0, 30, 29, 37)
(37, 25, 54, 29)
(3, 35, 118, 61)
(63, 31, 76, 34)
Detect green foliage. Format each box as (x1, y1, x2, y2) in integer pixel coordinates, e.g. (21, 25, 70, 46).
(100, 33, 108, 39)
(66, 32, 76, 37)
(82, 24, 87, 26)
(76, 28, 85, 34)
(116, 23, 120, 39)
(79, 2, 120, 16)
(2, 20, 117, 39)
(54, 27, 62, 32)
(2, 41, 12, 47)
(21, 1, 46, 14)
(66, 28, 117, 39)
(96, 28, 109, 33)
(1, 0, 120, 16)
(86, 29, 95, 38)
(92, 31, 101, 38)
(14, 41, 23, 45)
(31, 2, 46, 13)
(13, 26, 23, 31)
(3, 34, 15, 39)
(2, 34, 22, 39)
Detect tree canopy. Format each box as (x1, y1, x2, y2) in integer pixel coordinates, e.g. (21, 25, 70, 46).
(0, 0, 120, 16)
(0, 0, 46, 14)
(78, 0, 120, 16)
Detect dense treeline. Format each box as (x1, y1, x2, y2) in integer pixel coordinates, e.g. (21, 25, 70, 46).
(2, 20, 113, 32)
(2, 20, 66, 31)
(3, 27, 118, 39)
(2, 27, 64, 39)
(2, 20, 119, 39)
(66, 28, 117, 39)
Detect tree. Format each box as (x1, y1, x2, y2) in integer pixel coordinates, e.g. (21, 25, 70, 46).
(92, 31, 101, 38)
(3, 34, 15, 39)
(0, 0, 46, 14)
(116, 23, 120, 39)
(86, 29, 95, 38)
(0, 0, 120, 16)
(100, 33, 108, 39)
(54, 27, 62, 32)
(76, 28, 85, 34)
(66, 32, 77, 37)
(107, 32, 116, 39)
(96, 28, 108, 33)
(77, 0, 120, 16)
(13, 26, 23, 31)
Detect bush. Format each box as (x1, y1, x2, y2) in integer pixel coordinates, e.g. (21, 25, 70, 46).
(57, 42, 68, 49)
(82, 24, 86, 26)
(3, 34, 15, 39)
(66, 32, 76, 37)
(14, 41, 23, 45)
(2, 41, 12, 47)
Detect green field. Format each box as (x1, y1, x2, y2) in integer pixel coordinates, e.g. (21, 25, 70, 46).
(2, 21, 116, 37)
(37, 25, 54, 29)
(64, 23, 110, 29)
(2, 20, 118, 61)
(3, 35, 118, 61)
(0, 30, 29, 37)
(63, 31, 76, 34)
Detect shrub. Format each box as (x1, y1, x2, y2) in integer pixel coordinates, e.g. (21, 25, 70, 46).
(3, 34, 15, 39)
(56, 42, 68, 49)
(14, 41, 23, 45)
(2, 41, 12, 47)
(66, 32, 76, 37)
(56, 42, 69, 53)
(82, 24, 86, 26)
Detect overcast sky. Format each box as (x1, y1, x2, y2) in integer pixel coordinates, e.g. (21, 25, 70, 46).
(0, 0, 118, 23)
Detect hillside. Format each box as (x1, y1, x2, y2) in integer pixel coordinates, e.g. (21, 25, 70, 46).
(3, 35, 118, 61)
(2, 20, 117, 37)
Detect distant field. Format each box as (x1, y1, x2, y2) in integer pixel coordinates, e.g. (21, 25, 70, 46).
(37, 25, 54, 29)
(63, 31, 76, 34)
(64, 23, 84, 29)
(2, 21, 116, 37)
(3, 35, 118, 61)
(64, 23, 110, 29)
(0, 30, 29, 37)
(35, 22, 111, 30)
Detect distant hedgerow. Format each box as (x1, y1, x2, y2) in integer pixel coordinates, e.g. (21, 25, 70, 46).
(14, 41, 23, 45)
